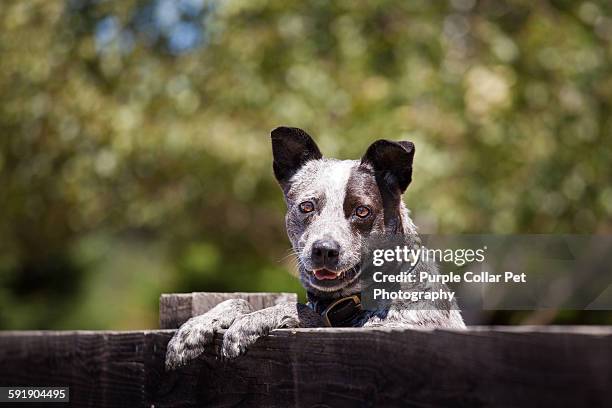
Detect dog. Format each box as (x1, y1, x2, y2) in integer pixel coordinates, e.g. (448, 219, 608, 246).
(165, 127, 465, 369)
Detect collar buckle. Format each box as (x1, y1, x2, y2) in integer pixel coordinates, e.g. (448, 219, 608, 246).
(321, 295, 362, 327)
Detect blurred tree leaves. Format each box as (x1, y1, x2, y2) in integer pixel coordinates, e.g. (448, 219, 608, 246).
(0, 0, 611, 329)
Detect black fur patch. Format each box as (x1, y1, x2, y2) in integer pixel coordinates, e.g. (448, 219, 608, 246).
(359, 139, 415, 233)
(361, 139, 414, 193)
(271, 127, 322, 192)
(344, 165, 384, 235)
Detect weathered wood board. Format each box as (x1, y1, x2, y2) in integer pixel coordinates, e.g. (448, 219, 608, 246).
(1, 326, 611, 407)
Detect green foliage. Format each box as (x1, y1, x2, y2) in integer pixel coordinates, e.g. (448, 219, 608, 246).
(1, 0, 611, 328)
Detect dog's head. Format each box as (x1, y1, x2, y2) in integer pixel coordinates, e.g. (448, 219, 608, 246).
(271, 127, 415, 296)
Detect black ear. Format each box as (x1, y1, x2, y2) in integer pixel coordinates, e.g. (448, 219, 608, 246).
(271, 127, 322, 191)
(360, 139, 415, 193)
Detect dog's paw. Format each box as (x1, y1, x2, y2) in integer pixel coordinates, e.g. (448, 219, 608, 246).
(165, 299, 253, 370)
(165, 314, 220, 370)
(221, 310, 278, 359)
(220, 303, 317, 359)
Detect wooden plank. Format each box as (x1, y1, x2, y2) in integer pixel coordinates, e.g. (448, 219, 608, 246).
(1, 327, 611, 407)
(0, 331, 152, 406)
(159, 294, 193, 330)
(159, 292, 297, 329)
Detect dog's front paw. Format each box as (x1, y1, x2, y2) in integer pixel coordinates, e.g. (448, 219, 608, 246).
(165, 298, 253, 370)
(221, 303, 302, 359)
(221, 310, 274, 359)
(220, 302, 322, 359)
(165, 314, 220, 370)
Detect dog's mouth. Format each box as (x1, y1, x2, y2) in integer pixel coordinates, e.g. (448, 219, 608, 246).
(308, 264, 361, 290)
(313, 268, 345, 280)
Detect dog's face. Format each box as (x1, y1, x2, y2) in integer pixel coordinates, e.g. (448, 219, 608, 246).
(271, 127, 415, 295)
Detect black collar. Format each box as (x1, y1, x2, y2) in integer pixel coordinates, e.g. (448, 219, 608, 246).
(307, 292, 365, 327)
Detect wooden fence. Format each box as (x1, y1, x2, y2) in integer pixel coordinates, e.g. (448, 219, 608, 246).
(1, 292, 611, 407)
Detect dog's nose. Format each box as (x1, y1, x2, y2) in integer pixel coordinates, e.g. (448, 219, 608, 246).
(311, 239, 340, 269)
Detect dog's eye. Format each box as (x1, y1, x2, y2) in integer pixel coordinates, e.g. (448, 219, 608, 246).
(355, 205, 371, 218)
(299, 201, 315, 213)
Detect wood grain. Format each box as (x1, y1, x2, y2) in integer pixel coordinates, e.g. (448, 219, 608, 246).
(1, 327, 611, 407)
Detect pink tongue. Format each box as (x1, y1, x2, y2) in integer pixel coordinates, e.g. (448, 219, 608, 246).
(314, 269, 338, 280)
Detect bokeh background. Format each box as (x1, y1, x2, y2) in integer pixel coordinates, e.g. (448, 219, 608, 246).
(1, 0, 611, 329)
